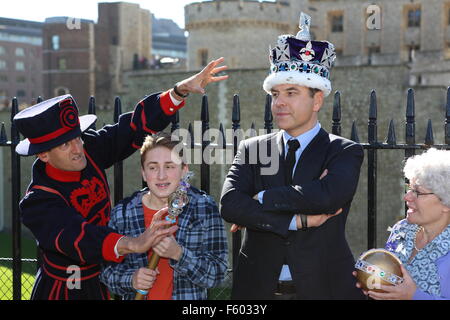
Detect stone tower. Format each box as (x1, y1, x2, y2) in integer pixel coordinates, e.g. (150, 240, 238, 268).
(95, 2, 151, 106)
(185, 0, 306, 71)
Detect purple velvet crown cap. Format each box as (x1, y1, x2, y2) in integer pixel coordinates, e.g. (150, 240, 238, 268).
(270, 37, 336, 70)
(263, 12, 336, 97)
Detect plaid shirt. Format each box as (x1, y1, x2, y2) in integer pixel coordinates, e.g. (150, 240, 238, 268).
(100, 187, 228, 300)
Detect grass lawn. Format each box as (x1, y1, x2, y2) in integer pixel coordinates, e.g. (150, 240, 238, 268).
(0, 231, 38, 258)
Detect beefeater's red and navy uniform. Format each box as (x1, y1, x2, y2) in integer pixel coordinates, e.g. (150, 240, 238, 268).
(19, 92, 184, 300)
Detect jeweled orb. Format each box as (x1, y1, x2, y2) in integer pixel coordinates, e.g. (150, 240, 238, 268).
(355, 248, 403, 293)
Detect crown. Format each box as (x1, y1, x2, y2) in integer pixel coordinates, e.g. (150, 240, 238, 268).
(263, 12, 336, 97)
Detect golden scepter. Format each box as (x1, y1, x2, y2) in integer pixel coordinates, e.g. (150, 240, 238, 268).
(135, 171, 194, 300)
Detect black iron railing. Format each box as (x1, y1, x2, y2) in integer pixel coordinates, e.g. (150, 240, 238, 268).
(1, 87, 449, 299)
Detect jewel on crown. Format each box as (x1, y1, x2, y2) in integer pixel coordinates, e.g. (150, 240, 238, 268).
(166, 171, 194, 223)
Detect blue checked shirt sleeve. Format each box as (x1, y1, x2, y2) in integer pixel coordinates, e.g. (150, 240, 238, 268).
(100, 203, 136, 296)
(170, 195, 228, 289)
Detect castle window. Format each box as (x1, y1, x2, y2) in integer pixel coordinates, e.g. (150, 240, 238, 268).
(368, 46, 380, 55)
(367, 46, 380, 65)
(445, 42, 450, 60)
(407, 8, 421, 28)
(330, 12, 344, 33)
(407, 44, 420, 62)
(198, 49, 208, 67)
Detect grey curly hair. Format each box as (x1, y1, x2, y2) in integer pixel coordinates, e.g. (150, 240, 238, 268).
(403, 148, 450, 207)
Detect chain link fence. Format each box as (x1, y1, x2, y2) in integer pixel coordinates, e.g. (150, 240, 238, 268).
(0, 257, 232, 300)
(0, 258, 37, 300)
(208, 268, 232, 300)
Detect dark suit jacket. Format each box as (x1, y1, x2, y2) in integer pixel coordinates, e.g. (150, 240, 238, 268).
(220, 128, 365, 300)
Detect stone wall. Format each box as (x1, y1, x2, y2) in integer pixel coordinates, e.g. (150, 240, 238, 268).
(186, 0, 450, 67)
(185, 0, 293, 70)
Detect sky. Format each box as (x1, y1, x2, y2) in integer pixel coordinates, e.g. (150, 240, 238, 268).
(0, 0, 198, 28)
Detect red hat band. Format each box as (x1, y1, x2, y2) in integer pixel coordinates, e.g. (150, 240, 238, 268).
(28, 98, 80, 144)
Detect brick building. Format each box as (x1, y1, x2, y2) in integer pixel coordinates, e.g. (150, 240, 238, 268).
(43, 2, 152, 111)
(0, 17, 43, 109)
(95, 2, 151, 107)
(42, 17, 96, 111)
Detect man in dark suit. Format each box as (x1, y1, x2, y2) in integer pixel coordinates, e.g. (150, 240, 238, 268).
(220, 13, 365, 300)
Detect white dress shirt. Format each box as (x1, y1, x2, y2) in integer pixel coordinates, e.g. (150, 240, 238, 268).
(257, 122, 321, 281)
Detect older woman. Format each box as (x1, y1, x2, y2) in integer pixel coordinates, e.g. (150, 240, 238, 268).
(366, 148, 450, 300)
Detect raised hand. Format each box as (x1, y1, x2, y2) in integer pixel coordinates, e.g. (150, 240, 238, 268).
(173, 57, 228, 97)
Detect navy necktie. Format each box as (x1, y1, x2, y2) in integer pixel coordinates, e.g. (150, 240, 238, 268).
(285, 139, 300, 184)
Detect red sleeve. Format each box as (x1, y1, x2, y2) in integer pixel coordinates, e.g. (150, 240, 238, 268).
(102, 233, 126, 263)
(159, 90, 185, 116)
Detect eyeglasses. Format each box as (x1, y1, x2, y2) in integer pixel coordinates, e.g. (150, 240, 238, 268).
(404, 184, 434, 198)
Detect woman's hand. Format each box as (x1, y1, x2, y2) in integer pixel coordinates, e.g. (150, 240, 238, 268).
(367, 265, 416, 300)
(352, 270, 369, 296)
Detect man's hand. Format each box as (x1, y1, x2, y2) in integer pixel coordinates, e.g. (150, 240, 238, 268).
(319, 169, 328, 179)
(116, 208, 178, 255)
(297, 208, 343, 229)
(230, 224, 243, 233)
(230, 169, 335, 232)
(152, 235, 183, 261)
(132, 267, 159, 292)
(171, 57, 228, 99)
(295, 168, 342, 228)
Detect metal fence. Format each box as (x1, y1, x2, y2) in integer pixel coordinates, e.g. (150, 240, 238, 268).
(1, 87, 449, 300)
(0, 258, 36, 300)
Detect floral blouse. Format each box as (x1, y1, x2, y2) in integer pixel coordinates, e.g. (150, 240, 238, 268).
(385, 219, 450, 300)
